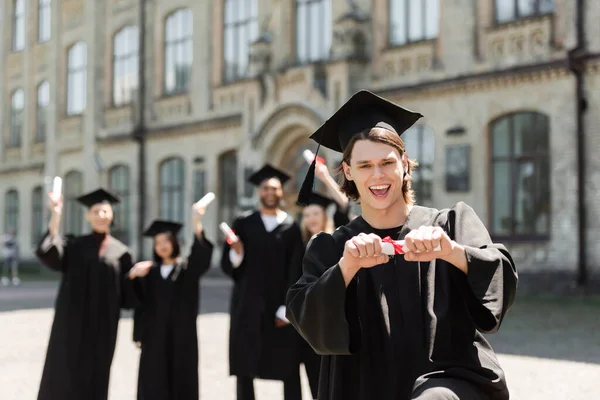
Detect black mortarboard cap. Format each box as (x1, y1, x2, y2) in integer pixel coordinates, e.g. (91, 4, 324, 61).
(297, 90, 423, 205)
(306, 192, 335, 209)
(143, 219, 183, 237)
(248, 164, 291, 186)
(76, 188, 120, 208)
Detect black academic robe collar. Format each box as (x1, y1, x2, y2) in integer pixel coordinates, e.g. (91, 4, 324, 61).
(346, 205, 438, 239)
(250, 210, 293, 234)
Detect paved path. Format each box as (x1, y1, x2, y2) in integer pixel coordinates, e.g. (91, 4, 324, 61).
(0, 280, 598, 399)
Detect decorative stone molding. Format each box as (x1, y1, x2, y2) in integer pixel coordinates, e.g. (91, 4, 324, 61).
(252, 104, 324, 149)
(248, 33, 272, 77)
(105, 105, 134, 129)
(486, 15, 554, 63)
(59, 115, 83, 136)
(379, 40, 436, 80)
(213, 82, 248, 113)
(31, 142, 45, 159)
(331, 7, 370, 61)
(4, 148, 21, 164)
(58, 131, 83, 153)
(154, 94, 191, 121)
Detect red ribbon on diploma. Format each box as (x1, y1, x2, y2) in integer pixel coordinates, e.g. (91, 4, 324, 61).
(381, 236, 405, 254)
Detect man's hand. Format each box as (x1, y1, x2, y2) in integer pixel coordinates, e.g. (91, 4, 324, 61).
(129, 261, 153, 279)
(403, 226, 468, 273)
(230, 240, 244, 255)
(339, 233, 390, 287)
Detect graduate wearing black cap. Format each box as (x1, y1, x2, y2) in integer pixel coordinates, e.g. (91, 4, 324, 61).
(220, 164, 305, 400)
(286, 91, 518, 400)
(128, 201, 214, 400)
(35, 188, 142, 400)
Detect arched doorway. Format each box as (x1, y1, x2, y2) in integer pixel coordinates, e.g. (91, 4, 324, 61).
(276, 135, 326, 218)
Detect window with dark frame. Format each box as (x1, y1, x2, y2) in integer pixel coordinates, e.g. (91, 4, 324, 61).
(160, 158, 185, 222)
(37, 81, 50, 142)
(223, 0, 258, 82)
(164, 9, 193, 95)
(4, 190, 19, 233)
(389, 0, 439, 47)
(402, 125, 435, 202)
(494, 0, 555, 24)
(218, 151, 238, 226)
(296, 0, 332, 64)
(193, 169, 206, 203)
(9, 89, 24, 148)
(38, 0, 51, 43)
(108, 165, 131, 245)
(64, 171, 83, 235)
(113, 26, 139, 106)
(67, 42, 87, 116)
(31, 186, 45, 245)
(490, 112, 550, 239)
(12, 0, 25, 51)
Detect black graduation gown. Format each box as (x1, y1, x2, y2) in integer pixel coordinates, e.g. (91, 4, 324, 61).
(221, 211, 304, 381)
(132, 234, 214, 400)
(35, 231, 140, 400)
(286, 202, 518, 400)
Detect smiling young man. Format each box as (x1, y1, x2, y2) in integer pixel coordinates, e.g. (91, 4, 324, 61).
(221, 164, 305, 400)
(286, 90, 518, 400)
(35, 188, 140, 400)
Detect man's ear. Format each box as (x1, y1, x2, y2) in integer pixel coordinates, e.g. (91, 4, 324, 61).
(342, 161, 353, 181)
(402, 152, 409, 174)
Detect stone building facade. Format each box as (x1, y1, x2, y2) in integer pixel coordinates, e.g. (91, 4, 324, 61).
(0, 0, 599, 287)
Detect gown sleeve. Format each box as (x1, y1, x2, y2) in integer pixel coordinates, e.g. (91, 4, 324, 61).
(185, 232, 214, 281)
(220, 217, 244, 280)
(35, 231, 74, 273)
(445, 201, 518, 333)
(333, 203, 351, 228)
(119, 251, 143, 309)
(286, 232, 361, 356)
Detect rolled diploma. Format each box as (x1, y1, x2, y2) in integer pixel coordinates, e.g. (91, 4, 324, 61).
(52, 177, 62, 201)
(303, 149, 315, 164)
(219, 222, 239, 244)
(196, 192, 215, 208)
(381, 240, 441, 256)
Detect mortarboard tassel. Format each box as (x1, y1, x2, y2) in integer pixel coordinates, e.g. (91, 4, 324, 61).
(296, 143, 321, 206)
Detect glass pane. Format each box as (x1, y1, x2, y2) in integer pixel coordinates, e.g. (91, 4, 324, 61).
(492, 117, 511, 157)
(402, 126, 420, 158)
(539, 0, 554, 13)
(533, 113, 549, 153)
(495, 0, 516, 23)
(535, 154, 551, 235)
(420, 127, 435, 164)
(518, 0, 536, 17)
(514, 160, 537, 234)
(492, 161, 512, 235)
(513, 113, 537, 156)
(390, 0, 407, 45)
(296, 4, 307, 62)
(408, 0, 424, 41)
(425, 0, 439, 39)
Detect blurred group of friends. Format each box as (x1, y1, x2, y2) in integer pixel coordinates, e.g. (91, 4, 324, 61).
(34, 91, 518, 400)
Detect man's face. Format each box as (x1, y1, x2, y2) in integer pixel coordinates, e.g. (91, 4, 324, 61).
(86, 203, 114, 233)
(343, 140, 408, 211)
(258, 178, 283, 209)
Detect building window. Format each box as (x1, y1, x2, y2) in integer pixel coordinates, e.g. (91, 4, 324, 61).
(31, 186, 45, 245)
(36, 81, 50, 142)
(12, 0, 25, 51)
(9, 89, 24, 148)
(491, 112, 550, 238)
(389, 0, 439, 46)
(67, 42, 87, 116)
(164, 9, 193, 95)
(296, 0, 332, 64)
(38, 0, 51, 42)
(160, 157, 185, 222)
(218, 151, 238, 225)
(4, 190, 19, 232)
(402, 125, 435, 202)
(113, 26, 139, 106)
(108, 165, 130, 244)
(193, 159, 206, 202)
(495, 0, 555, 24)
(64, 170, 83, 235)
(223, 0, 258, 82)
